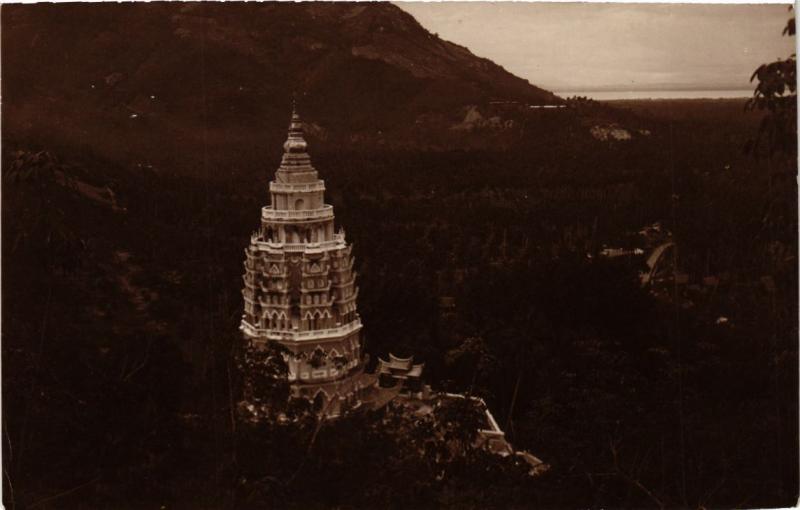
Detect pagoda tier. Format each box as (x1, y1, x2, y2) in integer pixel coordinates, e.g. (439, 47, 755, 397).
(241, 108, 365, 409)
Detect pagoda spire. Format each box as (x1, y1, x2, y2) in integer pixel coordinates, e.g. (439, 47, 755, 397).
(283, 101, 308, 154)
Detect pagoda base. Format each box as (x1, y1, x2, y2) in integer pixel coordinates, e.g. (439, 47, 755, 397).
(291, 367, 378, 417)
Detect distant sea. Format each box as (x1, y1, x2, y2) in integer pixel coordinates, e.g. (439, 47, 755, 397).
(555, 89, 754, 101)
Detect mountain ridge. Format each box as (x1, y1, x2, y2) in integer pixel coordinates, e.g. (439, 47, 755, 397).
(2, 2, 562, 176)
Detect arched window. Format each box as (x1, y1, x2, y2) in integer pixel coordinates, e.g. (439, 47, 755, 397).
(295, 198, 304, 210)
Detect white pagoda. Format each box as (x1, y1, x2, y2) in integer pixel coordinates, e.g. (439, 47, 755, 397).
(240, 108, 370, 415)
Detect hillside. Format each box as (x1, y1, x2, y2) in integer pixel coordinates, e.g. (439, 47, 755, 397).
(2, 2, 562, 176)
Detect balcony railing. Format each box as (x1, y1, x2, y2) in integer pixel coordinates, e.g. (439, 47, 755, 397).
(249, 232, 347, 252)
(269, 180, 326, 193)
(262, 205, 333, 221)
(240, 317, 362, 342)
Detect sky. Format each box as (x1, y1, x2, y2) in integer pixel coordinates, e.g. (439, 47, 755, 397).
(397, 2, 795, 92)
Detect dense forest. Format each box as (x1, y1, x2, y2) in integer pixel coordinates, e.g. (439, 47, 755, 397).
(3, 94, 797, 508)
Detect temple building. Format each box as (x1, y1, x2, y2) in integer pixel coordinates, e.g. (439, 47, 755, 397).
(238, 108, 547, 475)
(240, 107, 372, 416)
(377, 354, 425, 396)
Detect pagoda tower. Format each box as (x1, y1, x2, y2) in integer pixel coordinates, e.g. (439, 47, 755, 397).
(240, 108, 369, 415)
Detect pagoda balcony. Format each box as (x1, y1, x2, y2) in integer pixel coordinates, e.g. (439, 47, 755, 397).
(260, 269, 288, 278)
(300, 297, 334, 307)
(332, 274, 357, 288)
(251, 237, 346, 254)
(240, 318, 362, 343)
(302, 282, 333, 293)
(286, 240, 339, 252)
(258, 298, 289, 308)
(270, 180, 325, 193)
(259, 283, 289, 293)
(261, 205, 333, 222)
(336, 287, 359, 305)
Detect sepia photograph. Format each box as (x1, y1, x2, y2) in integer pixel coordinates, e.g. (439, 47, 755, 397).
(1, 1, 797, 508)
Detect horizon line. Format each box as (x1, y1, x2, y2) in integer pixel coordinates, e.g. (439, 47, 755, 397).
(552, 86, 756, 93)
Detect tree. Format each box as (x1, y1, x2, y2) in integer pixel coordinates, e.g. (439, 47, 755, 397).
(237, 340, 291, 420)
(746, 8, 797, 162)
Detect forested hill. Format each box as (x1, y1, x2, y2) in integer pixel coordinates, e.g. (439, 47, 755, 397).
(2, 2, 563, 175)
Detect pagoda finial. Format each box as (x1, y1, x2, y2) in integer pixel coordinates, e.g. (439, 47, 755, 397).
(283, 98, 307, 154)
